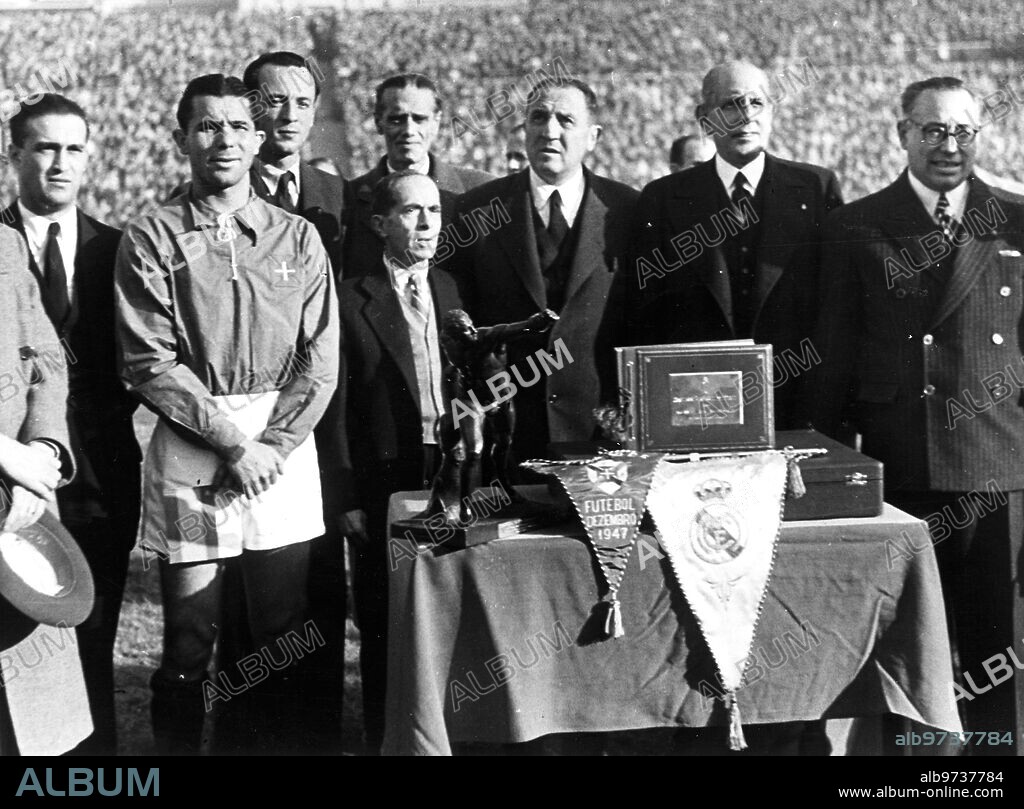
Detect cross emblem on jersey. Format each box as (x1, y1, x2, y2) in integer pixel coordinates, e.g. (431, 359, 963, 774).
(275, 261, 296, 282)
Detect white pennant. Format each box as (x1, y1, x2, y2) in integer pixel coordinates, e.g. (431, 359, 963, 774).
(646, 453, 787, 693)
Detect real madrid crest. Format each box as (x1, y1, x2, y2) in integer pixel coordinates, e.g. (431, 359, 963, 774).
(690, 478, 746, 564)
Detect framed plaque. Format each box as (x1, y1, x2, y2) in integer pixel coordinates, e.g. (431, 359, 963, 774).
(616, 341, 774, 452)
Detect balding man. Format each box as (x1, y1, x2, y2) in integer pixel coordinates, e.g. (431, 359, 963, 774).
(620, 61, 843, 429)
(343, 73, 494, 280)
(323, 171, 461, 753)
(451, 77, 638, 465)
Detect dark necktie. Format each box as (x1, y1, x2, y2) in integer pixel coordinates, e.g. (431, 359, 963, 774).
(728, 172, 757, 337)
(406, 273, 426, 320)
(274, 171, 297, 213)
(935, 192, 957, 241)
(731, 172, 753, 217)
(548, 189, 569, 247)
(42, 222, 70, 327)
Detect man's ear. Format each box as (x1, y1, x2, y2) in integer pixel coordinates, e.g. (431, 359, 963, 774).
(172, 128, 188, 156)
(588, 124, 603, 151)
(896, 119, 910, 149)
(374, 115, 385, 136)
(370, 213, 387, 240)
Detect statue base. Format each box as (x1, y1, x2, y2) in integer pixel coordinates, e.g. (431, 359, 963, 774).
(391, 499, 571, 550)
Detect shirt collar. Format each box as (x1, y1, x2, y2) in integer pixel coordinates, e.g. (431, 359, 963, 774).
(529, 165, 586, 216)
(387, 155, 431, 176)
(715, 152, 766, 196)
(907, 170, 969, 222)
(257, 156, 302, 193)
(186, 191, 264, 244)
(17, 200, 78, 250)
(384, 252, 430, 289)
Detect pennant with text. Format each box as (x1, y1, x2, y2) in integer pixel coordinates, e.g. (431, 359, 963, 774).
(525, 454, 659, 639)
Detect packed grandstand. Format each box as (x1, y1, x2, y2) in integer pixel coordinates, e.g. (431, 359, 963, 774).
(1, 0, 1023, 225)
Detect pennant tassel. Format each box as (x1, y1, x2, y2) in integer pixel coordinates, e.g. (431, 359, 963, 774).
(602, 598, 625, 639)
(727, 692, 747, 751)
(786, 455, 806, 499)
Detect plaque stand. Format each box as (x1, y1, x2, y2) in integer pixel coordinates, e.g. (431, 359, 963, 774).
(391, 489, 571, 550)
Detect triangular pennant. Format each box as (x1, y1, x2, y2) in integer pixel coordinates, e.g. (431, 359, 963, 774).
(646, 452, 788, 749)
(524, 453, 660, 639)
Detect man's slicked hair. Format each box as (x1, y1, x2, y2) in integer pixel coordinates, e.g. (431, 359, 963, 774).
(373, 73, 442, 120)
(8, 93, 89, 147)
(669, 134, 698, 165)
(370, 169, 435, 217)
(176, 74, 250, 132)
(900, 76, 974, 117)
(243, 51, 321, 99)
(526, 76, 598, 118)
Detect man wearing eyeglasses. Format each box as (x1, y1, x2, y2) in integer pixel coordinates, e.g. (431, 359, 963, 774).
(812, 76, 1024, 755)
(619, 61, 843, 431)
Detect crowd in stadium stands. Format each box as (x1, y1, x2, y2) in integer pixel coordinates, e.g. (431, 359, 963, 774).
(2, 0, 1024, 225)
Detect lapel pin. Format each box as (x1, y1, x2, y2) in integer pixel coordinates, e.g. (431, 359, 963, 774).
(999, 249, 1021, 257)
(800, 203, 807, 210)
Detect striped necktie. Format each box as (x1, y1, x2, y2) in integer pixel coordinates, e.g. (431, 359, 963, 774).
(406, 273, 426, 320)
(935, 192, 957, 241)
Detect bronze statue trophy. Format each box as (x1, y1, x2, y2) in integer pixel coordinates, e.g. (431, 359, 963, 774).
(392, 308, 570, 549)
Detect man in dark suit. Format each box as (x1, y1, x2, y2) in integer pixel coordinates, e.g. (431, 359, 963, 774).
(451, 77, 639, 463)
(811, 76, 1024, 755)
(3, 93, 141, 755)
(620, 61, 843, 429)
(220, 51, 351, 753)
(322, 170, 461, 754)
(343, 73, 493, 280)
(244, 51, 350, 278)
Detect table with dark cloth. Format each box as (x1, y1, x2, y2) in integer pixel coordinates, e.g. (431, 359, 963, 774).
(383, 488, 961, 756)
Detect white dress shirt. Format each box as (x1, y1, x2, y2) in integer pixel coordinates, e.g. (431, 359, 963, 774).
(907, 170, 969, 224)
(529, 166, 586, 229)
(258, 156, 302, 208)
(715, 152, 766, 198)
(17, 201, 77, 295)
(388, 156, 431, 176)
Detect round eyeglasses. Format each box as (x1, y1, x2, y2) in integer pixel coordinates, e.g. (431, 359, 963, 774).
(904, 119, 981, 146)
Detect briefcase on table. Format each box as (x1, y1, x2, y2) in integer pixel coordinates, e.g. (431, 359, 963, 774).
(548, 429, 883, 522)
(777, 429, 883, 521)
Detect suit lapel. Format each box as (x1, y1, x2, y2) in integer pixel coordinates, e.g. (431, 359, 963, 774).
(1, 204, 44, 286)
(359, 267, 420, 401)
(250, 164, 274, 204)
(298, 161, 317, 211)
(430, 155, 466, 195)
(355, 159, 386, 224)
(64, 210, 100, 335)
(3, 203, 75, 334)
(671, 161, 734, 330)
(931, 177, 1002, 329)
(879, 171, 936, 239)
(428, 265, 461, 323)
(562, 171, 605, 305)
(752, 156, 795, 320)
(494, 172, 545, 309)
